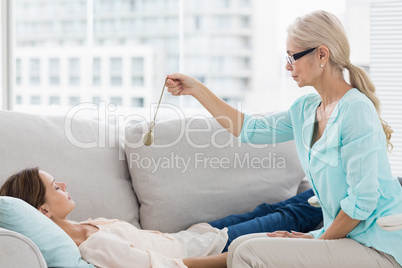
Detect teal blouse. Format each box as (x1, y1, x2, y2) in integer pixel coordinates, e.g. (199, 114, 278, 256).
(239, 88, 402, 265)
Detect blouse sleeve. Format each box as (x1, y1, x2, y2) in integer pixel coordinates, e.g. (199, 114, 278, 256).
(238, 110, 294, 144)
(79, 232, 186, 268)
(339, 101, 382, 220)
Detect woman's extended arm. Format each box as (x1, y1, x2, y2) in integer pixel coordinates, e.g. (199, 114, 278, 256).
(319, 209, 360, 240)
(166, 73, 244, 137)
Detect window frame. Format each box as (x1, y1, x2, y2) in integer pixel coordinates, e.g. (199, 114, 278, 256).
(1, 0, 13, 110)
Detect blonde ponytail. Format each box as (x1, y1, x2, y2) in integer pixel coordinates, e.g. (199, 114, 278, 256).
(287, 10, 393, 151)
(347, 64, 393, 151)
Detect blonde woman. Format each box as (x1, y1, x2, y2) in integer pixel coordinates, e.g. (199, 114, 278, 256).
(165, 10, 402, 268)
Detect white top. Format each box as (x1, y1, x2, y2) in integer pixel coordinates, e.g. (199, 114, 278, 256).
(78, 218, 228, 268)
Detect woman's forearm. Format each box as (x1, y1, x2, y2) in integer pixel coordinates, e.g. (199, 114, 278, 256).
(193, 85, 244, 137)
(183, 252, 227, 268)
(319, 209, 360, 240)
(166, 74, 244, 137)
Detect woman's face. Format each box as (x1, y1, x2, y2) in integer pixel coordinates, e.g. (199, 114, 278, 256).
(39, 170, 75, 220)
(285, 37, 321, 88)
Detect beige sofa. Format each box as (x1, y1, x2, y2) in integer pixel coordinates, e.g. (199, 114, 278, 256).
(0, 110, 400, 267)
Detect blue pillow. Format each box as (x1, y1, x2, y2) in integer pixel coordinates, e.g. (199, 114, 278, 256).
(0, 196, 94, 268)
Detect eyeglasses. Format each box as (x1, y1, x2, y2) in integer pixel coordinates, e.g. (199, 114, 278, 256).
(286, 47, 318, 65)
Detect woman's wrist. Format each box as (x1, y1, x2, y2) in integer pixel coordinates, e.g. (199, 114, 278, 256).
(191, 82, 209, 99)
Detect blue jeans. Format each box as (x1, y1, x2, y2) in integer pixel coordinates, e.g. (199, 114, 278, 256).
(209, 189, 323, 252)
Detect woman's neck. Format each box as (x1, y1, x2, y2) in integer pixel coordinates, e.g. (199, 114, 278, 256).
(53, 218, 96, 246)
(314, 71, 353, 107)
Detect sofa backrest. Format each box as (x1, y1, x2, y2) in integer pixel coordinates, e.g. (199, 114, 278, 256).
(125, 115, 306, 232)
(0, 110, 140, 227)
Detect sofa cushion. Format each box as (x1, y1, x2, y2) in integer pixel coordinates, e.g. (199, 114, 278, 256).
(0, 110, 140, 227)
(0, 196, 94, 268)
(125, 116, 305, 233)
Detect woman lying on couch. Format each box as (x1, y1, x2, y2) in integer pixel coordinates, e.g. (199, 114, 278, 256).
(0, 167, 226, 268)
(0, 167, 322, 268)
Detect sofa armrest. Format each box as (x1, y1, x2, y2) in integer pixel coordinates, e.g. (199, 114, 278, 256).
(0, 227, 47, 268)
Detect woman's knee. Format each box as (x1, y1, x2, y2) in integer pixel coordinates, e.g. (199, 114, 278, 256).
(227, 233, 268, 268)
(228, 233, 267, 254)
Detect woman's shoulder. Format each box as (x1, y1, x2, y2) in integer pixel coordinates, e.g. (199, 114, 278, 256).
(337, 89, 382, 131)
(79, 218, 124, 226)
(338, 88, 377, 115)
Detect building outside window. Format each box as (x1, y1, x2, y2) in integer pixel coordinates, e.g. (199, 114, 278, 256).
(110, 97, 122, 106)
(68, 58, 80, 86)
(29, 59, 40, 85)
(49, 96, 60, 105)
(93, 58, 101, 86)
(30, 95, 41, 105)
(48, 58, 60, 86)
(16, 59, 22, 85)
(68, 96, 80, 106)
(131, 97, 144, 108)
(110, 57, 122, 87)
(7, 0, 398, 176)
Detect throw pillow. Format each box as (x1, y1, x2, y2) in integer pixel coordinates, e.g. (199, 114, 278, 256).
(0, 196, 94, 268)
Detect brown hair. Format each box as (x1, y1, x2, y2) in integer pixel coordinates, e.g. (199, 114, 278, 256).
(0, 167, 46, 209)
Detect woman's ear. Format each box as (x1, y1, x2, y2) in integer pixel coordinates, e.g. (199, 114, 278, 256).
(39, 206, 51, 218)
(318, 45, 330, 65)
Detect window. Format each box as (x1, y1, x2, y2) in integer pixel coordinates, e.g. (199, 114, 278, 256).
(29, 59, 40, 85)
(16, 95, 22, 104)
(49, 58, 60, 85)
(49, 96, 60, 105)
(93, 58, 101, 86)
(131, 97, 144, 107)
(16, 59, 22, 85)
(194, 16, 201, 30)
(239, 0, 251, 7)
(240, 16, 251, 28)
(239, 57, 251, 70)
(213, 15, 231, 29)
(68, 58, 80, 86)
(49, 76, 60, 85)
(110, 97, 122, 106)
(92, 96, 101, 104)
(132, 76, 144, 87)
(111, 76, 122, 86)
(30, 95, 41, 105)
(371, 0, 402, 176)
(68, 96, 80, 106)
(69, 76, 80, 86)
(110, 57, 122, 71)
(211, 57, 225, 71)
(6, 0, 378, 125)
(110, 57, 122, 86)
(93, 76, 101, 86)
(213, 0, 230, 8)
(131, 57, 144, 72)
(93, 58, 101, 71)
